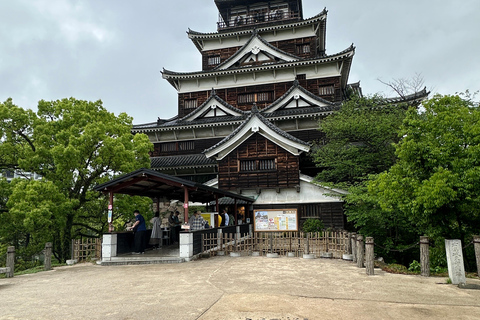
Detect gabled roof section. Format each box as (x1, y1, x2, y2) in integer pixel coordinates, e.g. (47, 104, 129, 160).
(261, 80, 337, 114)
(162, 44, 355, 85)
(214, 31, 300, 70)
(204, 104, 310, 160)
(181, 89, 247, 122)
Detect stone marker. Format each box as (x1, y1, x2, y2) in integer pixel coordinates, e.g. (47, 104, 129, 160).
(445, 239, 466, 285)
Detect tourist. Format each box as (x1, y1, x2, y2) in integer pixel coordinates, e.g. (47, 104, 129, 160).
(149, 211, 162, 249)
(129, 209, 147, 254)
(223, 209, 229, 226)
(190, 210, 206, 231)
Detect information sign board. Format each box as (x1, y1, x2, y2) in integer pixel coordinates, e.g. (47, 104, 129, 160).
(254, 209, 298, 232)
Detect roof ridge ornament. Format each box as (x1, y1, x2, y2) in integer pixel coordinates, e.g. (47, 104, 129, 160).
(251, 103, 259, 114)
(211, 87, 216, 96)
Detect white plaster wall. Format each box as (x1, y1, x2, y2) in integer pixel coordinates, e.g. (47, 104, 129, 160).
(173, 62, 340, 94)
(200, 25, 316, 51)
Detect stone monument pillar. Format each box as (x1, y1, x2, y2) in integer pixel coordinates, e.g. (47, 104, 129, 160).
(445, 239, 466, 285)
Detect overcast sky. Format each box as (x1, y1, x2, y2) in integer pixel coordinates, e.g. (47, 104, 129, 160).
(1, 0, 479, 124)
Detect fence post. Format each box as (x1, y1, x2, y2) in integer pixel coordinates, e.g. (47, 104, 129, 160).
(71, 239, 76, 260)
(44, 242, 52, 271)
(365, 237, 374, 275)
(6, 246, 15, 278)
(356, 234, 364, 268)
(351, 232, 357, 263)
(346, 232, 352, 254)
(217, 228, 223, 254)
(420, 236, 430, 277)
(249, 224, 253, 238)
(269, 233, 273, 253)
(473, 235, 480, 278)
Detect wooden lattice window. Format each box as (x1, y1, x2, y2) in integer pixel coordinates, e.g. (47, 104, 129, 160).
(239, 159, 276, 171)
(296, 44, 310, 54)
(161, 142, 176, 152)
(184, 99, 197, 109)
(237, 92, 273, 104)
(179, 141, 194, 151)
(318, 85, 335, 95)
(208, 55, 221, 65)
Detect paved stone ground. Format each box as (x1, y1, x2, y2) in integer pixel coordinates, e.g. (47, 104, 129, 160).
(1, 256, 480, 320)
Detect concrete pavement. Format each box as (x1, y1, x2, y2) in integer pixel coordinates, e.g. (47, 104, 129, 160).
(1, 255, 479, 320)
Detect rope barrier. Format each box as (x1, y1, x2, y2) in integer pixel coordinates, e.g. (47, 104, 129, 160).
(463, 240, 473, 249)
(373, 241, 419, 252)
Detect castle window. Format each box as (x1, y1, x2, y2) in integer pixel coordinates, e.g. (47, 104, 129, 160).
(238, 92, 273, 104)
(161, 142, 176, 152)
(179, 141, 194, 151)
(296, 44, 310, 54)
(239, 159, 276, 172)
(208, 55, 221, 65)
(318, 85, 335, 95)
(184, 99, 197, 109)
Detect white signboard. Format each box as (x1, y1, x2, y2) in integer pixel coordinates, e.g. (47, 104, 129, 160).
(254, 209, 298, 232)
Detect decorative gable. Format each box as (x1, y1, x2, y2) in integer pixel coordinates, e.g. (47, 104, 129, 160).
(262, 80, 336, 114)
(204, 105, 310, 160)
(182, 91, 246, 122)
(215, 33, 299, 70)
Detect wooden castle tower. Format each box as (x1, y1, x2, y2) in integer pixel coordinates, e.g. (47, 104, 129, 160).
(132, 0, 358, 228)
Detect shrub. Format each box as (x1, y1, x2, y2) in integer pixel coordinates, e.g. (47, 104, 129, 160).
(302, 219, 324, 233)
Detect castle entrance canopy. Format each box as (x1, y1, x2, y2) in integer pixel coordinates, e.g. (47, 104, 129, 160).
(94, 168, 254, 228)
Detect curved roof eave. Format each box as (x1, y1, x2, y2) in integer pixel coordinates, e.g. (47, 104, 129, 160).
(161, 44, 355, 79)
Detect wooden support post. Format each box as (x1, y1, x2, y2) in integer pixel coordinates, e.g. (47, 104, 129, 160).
(306, 233, 310, 254)
(234, 198, 238, 225)
(183, 186, 189, 223)
(44, 242, 52, 271)
(6, 246, 15, 278)
(269, 233, 273, 253)
(356, 234, 364, 268)
(420, 236, 430, 277)
(365, 237, 374, 275)
(351, 232, 357, 263)
(108, 191, 114, 232)
(473, 235, 480, 278)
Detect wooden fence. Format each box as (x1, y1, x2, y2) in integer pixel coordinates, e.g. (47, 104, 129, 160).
(71, 238, 102, 261)
(202, 231, 349, 258)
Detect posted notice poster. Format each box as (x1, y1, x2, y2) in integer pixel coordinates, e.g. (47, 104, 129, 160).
(254, 209, 298, 232)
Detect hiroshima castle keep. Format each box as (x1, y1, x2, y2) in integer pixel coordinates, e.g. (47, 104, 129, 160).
(131, 0, 425, 229)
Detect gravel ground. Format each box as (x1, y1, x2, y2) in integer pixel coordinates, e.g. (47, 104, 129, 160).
(1, 256, 480, 320)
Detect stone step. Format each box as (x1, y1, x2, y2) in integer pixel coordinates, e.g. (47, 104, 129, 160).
(100, 256, 185, 266)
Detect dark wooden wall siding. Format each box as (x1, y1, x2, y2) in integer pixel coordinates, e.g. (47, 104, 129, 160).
(218, 134, 299, 190)
(178, 77, 341, 117)
(201, 37, 319, 70)
(253, 202, 345, 229)
(288, 130, 325, 144)
(152, 138, 223, 157)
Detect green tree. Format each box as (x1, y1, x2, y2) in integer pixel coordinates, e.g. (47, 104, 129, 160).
(369, 94, 480, 245)
(311, 95, 418, 263)
(312, 95, 407, 185)
(0, 98, 153, 262)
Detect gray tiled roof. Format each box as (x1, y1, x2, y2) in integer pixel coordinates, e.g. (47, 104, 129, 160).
(162, 44, 355, 77)
(151, 154, 217, 169)
(384, 87, 430, 104)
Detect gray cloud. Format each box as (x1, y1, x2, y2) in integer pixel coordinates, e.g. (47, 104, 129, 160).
(1, 0, 479, 124)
